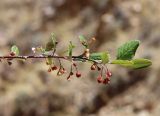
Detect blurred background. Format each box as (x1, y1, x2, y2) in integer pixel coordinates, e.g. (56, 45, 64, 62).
(0, 0, 159, 116)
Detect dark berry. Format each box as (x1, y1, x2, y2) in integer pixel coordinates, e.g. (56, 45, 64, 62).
(103, 78, 110, 85)
(51, 66, 58, 70)
(76, 72, 81, 78)
(97, 76, 103, 83)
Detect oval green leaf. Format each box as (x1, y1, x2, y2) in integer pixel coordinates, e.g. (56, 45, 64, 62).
(132, 59, 152, 69)
(111, 58, 152, 69)
(117, 40, 140, 60)
(111, 60, 133, 67)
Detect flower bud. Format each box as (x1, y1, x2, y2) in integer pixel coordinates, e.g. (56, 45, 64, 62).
(10, 52, 15, 56)
(91, 64, 96, 70)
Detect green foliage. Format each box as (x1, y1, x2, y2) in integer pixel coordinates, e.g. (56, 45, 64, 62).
(111, 60, 133, 67)
(2, 35, 152, 84)
(68, 41, 75, 57)
(44, 33, 58, 65)
(6, 37, 152, 74)
(131, 59, 152, 69)
(79, 35, 88, 48)
(11, 45, 19, 56)
(111, 59, 152, 69)
(89, 52, 109, 64)
(117, 40, 140, 60)
(45, 33, 57, 51)
(113, 39, 152, 69)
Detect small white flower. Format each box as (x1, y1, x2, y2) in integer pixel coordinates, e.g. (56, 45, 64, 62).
(32, 47, 36, 53)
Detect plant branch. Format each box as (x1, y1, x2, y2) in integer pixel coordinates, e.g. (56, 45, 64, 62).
(0, 55, 100, 64)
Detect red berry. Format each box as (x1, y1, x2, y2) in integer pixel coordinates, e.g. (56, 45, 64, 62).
(103, 78, 110, 85)
(107, 71, 112, 77)
(76, 72, 81, 78)
(97, 76, 103, 83)
(51, 66, 58, 70)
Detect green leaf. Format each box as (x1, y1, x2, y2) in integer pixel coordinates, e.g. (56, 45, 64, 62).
(45, 33, 57, 51)
(132, 59, 152, 69)
(11, 45, 19, 56)
(111, 58, 152, 69)
(111, 60, 134, 67)
(68, 41, 75, 57)
(117, 40, 140, 60)
(89, 52, 109, 64)
(79, 35, 88, 48)
(36, 46, 45, 53)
